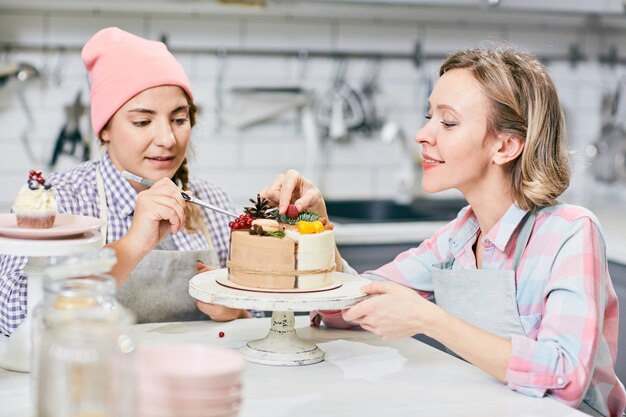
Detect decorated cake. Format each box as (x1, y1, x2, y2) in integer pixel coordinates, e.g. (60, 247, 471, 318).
(12, 170, 58, 229)
(227, 195, 336, 290)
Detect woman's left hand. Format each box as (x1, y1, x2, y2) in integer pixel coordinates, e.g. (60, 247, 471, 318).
(342, 281, 440, 340)
(196, 302, 252, 321)
(194, 261, 252, 321)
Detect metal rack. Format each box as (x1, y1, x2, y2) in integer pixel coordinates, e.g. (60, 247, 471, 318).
(3, 41, 622, 68)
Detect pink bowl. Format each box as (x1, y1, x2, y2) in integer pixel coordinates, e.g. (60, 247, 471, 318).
(140, 411, 238, 417)
(137, 344, 245, 384)
(139, 396, 240, 411)
(138, 385, 241, 411)
(139, 410, 239, 417)
(138, 382, 242, 402)
(138, 398, 240, 417)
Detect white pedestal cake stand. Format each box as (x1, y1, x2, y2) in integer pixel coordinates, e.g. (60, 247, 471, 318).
(189, 269, 369, 366)
(0, 230, 103, 372)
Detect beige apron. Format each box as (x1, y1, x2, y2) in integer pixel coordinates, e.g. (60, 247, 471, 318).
(431, 214, 603, 417)
(96, 168, 219, 323)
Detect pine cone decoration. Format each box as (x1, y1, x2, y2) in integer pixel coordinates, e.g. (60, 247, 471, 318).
(244, 194, 272, 219)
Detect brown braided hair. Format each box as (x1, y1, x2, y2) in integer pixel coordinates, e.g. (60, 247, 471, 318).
(172, 93, 203, 233)
(172, 156, 203, 233)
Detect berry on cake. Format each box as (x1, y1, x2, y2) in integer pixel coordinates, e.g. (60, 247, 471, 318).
(12, 170, 58, 229)
(227, 194, 336, 290)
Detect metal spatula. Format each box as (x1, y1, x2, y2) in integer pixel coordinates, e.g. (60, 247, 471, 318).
(121, 171, 239, 219)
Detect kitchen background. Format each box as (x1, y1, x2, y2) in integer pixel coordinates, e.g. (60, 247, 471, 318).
(1, 0, 626, 384)
(1, 0, 626, 211)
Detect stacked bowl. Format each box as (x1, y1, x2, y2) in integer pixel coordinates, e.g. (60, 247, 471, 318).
(136, 344, 245, 417)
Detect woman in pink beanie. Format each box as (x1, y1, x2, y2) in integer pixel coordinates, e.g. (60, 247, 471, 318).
(0, 27, 250, 332)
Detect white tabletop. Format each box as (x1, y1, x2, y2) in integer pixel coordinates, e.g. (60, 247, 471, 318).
(0, 316, 587, 417)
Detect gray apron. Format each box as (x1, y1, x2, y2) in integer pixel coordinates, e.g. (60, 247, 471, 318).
(96, 169, 219, 323)
(431, 214, 535, 339)
(431, 214, 603, 417)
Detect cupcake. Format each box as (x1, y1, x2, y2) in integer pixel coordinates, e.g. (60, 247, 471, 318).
(12, 170, 58, 229)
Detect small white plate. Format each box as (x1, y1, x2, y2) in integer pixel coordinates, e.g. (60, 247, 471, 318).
(0, 213, 104, 239)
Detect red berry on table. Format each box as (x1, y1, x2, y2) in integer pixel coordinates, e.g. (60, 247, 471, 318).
(286, 204, 299, 219)
(218, 331, 225, 338)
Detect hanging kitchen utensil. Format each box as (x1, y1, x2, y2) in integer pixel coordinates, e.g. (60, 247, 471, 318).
(1, 60, 43, 164)
(223, 86, 313, 129)
(353, 58, 383, 135)
(49, 91, 91, 169)
(589, 75, 626, 183)
(42, 47, 67, 87)
(0, 62, 39, 87)
(329, 93, 347, 140)
(213, 49, 228, 133)
(315, 58, 365, 141)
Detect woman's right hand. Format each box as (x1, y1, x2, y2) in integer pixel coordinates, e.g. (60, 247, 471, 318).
(126, 177, 187, 255)
(261, 169, 344, 274)
(260, 169, 327, 218)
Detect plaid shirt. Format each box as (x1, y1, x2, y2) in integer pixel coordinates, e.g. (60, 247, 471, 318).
(360, 203, 625, 417)
(0, 153, 234, 336)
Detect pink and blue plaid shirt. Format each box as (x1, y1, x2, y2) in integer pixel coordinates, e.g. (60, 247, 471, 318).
(326, 203, 625, 416)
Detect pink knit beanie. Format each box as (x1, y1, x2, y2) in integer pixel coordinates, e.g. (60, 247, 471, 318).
(82, 27, 193, 135)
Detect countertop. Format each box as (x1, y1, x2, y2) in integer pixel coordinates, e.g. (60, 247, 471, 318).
(333, 205, 626, 265)
(0, 316, 587, 417)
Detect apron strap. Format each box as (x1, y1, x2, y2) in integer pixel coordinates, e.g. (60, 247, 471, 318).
(511, 212, 536, 270)
(95, 167, 108, 240)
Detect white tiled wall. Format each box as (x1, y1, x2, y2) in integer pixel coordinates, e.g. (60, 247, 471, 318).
(1, 6, 626, 211)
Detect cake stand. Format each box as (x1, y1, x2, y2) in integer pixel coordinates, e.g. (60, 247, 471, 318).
(189, 269, 369, 366)
(0, 228, 104, 372)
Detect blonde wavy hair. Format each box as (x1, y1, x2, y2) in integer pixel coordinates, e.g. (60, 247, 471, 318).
(100, 93, 204, 233)
(440, 48, 570, 211)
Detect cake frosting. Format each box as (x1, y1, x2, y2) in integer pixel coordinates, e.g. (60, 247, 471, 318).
(13, 170, 58, 228)
(227, 195, 336, 290)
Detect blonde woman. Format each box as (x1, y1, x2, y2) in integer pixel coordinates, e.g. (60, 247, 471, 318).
(0, 27, 249, 331)
(262, 48, 626, 416)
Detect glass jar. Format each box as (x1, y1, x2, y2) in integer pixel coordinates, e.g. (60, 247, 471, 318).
(31, 248, 134, 407)
(37, 317, 136, 417)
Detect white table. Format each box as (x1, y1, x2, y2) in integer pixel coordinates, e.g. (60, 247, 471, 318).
(0, 316, 587, 417)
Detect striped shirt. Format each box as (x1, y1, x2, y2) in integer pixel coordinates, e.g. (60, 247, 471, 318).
(0, 153, 235, 336)
(347, 203, 625, 416)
